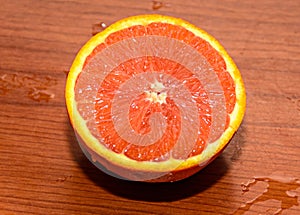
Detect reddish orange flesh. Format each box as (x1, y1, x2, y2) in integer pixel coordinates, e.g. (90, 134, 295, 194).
(81, 22, 236, 162)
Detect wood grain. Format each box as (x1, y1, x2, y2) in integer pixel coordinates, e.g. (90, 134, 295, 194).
(1, 0, 299, 214)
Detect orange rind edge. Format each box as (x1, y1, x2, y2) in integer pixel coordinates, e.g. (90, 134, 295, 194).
(65, 14, 246, 174)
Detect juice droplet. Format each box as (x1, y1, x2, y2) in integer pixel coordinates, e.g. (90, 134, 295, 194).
(0, 73, 22, 94)
(92, 22, 107, 36)
(152, 0, 163, 10)
(240, 178, 256, 192)
(152, 0, 170, 10)
(286, 190, 298, 198)
(0, 73, 57, 102)
(233, 175, 300, 214)
(28, 87, 55, 102)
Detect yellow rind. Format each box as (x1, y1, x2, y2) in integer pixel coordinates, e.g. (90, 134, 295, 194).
(65, 14, 246, 173)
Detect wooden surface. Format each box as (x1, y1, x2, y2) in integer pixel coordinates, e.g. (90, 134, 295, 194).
(1, 0, 300, 214)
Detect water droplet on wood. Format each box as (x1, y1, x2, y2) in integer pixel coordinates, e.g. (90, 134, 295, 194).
(152, 0, 167, 10)
(92, 22, 107, 36)
(233, 175, 300, 214)
(28, 87, 55, 102)
(0, 73, 57, 102)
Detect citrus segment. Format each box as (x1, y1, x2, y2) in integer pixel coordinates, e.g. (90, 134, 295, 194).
(66, 14, 246, 182)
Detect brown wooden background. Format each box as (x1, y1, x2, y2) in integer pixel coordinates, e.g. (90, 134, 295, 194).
(1, 0, 299, 214)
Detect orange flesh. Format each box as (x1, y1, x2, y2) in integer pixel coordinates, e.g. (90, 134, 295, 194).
(77, 22, 236, 162)
(95, 56, 211, 161)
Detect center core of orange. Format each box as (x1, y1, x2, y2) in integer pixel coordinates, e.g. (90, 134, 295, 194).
(146, 80, 167, 104)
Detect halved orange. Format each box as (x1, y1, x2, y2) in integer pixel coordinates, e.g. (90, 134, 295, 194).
(66, 14, 246, 182)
